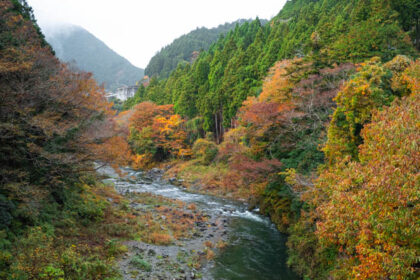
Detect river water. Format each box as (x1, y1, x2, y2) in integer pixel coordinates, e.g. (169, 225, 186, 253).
(99, 166, 299, 280)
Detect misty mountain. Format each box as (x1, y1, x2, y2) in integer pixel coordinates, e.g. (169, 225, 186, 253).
(45, 25, 144, 91)
(145, 19, 267, 78)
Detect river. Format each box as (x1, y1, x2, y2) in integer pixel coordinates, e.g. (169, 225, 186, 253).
(99, 166, 299, 280)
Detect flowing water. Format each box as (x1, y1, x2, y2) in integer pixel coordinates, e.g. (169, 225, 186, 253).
(99, 166, 299, 280)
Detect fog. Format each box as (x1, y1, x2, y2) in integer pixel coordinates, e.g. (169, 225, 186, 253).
(27, 0, 287, 68)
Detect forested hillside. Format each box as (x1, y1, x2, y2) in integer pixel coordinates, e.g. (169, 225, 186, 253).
(125, 0, 418, 141)
(0, 1, 134, 278)
(120, 0, 419, 279)
(1, 0, 419, 279)
(45, 25, 144, 91)
(144, 19, 266, 78)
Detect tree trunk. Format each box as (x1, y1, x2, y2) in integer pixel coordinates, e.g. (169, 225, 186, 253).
(214, 113, 219, 143)
(214, 110, 224, 144)
(416, 17, 419, 50)
(219, 110, 224, 142)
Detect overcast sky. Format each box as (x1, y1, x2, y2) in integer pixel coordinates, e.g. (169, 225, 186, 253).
(27, 0, 287, 68)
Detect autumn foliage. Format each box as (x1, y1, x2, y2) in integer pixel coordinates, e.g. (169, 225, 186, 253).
(240, 59, 354, 163)
(287, 59, 420, 279)
(0, 1, 135, 278)
(2, 0, 419, 279)
(128, 102, 191, 168)
(0, 0, 129, 215)
(323, 55, 413, 164)
(239, 59, 298, 142)
(315, 92, 419, 279)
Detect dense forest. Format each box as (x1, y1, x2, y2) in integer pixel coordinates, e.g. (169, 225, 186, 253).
(145, 19, 265, 79)
(121, 0, 419, 279)
(0, 1, 135, 278)
(124, 0, 418, 140)
(1, 0, 419, 279)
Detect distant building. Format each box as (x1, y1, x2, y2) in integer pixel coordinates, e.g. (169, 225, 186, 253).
(140, 75, 150, 87)
(106, 85, 139, 101)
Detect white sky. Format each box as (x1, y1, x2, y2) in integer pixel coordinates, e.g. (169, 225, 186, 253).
(27, 0, 287, 68)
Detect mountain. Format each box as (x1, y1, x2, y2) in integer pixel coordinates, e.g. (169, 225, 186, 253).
(44, 25, 144, 91)
(122, 1, 419, 279)
(132, 0, 418, 135)
(145, 19, 267, 78)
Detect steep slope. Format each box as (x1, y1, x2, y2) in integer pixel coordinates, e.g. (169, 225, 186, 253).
(145, 19, 267, 78)
(0, 0, 134, 278)
(129, 0, 418, 140)
(45, 25, 144, 91)
(271, 0, 419, 61)
(120, 2, 419, 278)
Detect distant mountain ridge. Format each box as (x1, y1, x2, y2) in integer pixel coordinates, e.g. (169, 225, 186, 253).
(44, 25, 144, 91)
(145, 19, 267, 78)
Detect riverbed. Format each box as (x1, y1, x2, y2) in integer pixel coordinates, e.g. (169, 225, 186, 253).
(99, 166, 299, 280)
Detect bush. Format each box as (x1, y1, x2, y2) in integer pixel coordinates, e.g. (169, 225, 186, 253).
(130, 255, 152, 272)
(39, 265, 64, 280)
(192, 138, 218, 165)
(148, 232, 173, 245)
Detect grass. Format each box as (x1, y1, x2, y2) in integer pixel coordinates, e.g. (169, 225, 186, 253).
(205, 248, 215, 260)
(0, 180, 206, 279)
(216, 240, 228, 249)
(128, 192, 207, 244)
(130, 255, 152, 272)
(166, 159, 253, 199)
(204, 241, 214, 248)
(0, 183, 135, 280)
(149, 232, 173, 245)
(176, 251, 201, 270)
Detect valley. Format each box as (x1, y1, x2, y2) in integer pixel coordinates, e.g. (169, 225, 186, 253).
(0, 0, 419, 279)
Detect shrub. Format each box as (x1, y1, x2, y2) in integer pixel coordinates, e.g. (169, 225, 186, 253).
(148, 232, 173, 245)
(39, 265, 65, 280)
(130, 255, 152, 272)
(192, 138, 218, 165)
